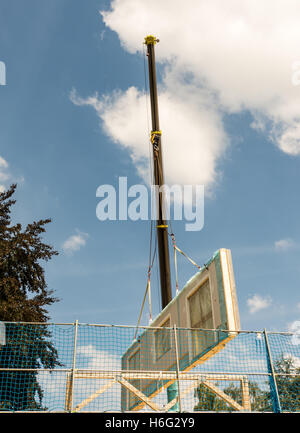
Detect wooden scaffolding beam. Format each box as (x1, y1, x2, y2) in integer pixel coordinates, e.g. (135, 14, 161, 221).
(67, 370, 251, 412)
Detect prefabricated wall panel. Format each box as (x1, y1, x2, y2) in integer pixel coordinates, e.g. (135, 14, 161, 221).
(121, 248, 240, 411)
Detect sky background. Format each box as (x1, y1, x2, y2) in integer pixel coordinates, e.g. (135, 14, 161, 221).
(1, 0, 300, 332)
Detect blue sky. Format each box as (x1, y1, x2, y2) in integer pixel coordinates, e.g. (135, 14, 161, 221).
(1, 0, 300, 332)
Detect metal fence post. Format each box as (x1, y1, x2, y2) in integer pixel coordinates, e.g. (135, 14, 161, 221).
(69, 320, 79, 412)
(263, 329, 281, 413)
(173, 324, 182, 412)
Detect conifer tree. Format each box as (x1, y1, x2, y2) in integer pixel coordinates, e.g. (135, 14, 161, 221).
(0, 185, 60, 410)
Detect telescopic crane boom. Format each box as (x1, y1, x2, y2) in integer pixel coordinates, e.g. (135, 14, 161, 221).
(144, 35, 172, 310)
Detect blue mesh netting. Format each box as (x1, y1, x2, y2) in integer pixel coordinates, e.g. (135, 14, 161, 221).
(0, 323, 299, 412)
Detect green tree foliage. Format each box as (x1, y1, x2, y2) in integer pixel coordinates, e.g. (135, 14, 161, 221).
(0, 185, 60, 410)
(194, 356, 300, 412)
(194, 380, 271, 412)
(275, 355, 300, 411)
(194, 382, 228, 412)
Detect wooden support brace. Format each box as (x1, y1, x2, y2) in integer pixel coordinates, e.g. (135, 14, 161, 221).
(203, 380, 244, 411)
(69, 369, 251, 413)
(117, 377, 162, 412)
(65, 373, 72, 412)
(74, 379, 117, 412)
(241, 376, 251, 411)
(129, 335, 236, 412)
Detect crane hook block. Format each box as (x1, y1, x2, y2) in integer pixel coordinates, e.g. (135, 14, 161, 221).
(144, 35, 159, 45)
(151, 130, 162, 140)
(150, 130, 162, 150)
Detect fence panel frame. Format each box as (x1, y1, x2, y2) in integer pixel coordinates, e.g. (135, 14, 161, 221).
(263, 329, 282, 413)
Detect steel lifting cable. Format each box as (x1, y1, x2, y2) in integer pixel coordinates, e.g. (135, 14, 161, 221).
(170, 233, 202, 270)
(170, 233, 179, 295)
(133, 267, 151, 341)
(134, 235, 157, 341)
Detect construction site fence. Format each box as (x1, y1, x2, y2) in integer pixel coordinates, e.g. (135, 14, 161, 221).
(0, 321, 299, 413)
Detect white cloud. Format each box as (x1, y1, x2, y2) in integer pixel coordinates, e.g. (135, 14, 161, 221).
(37, 345, 121, 412)
(288, 320, 300, 345)
(74, 345, 121, 411)
(77, 344, 121, 371)
(247, 294, 272, 314)
(0, 156, 23, 192)
(71, 84, 226, 194)
(0, 156, 8, 168)
(275, 124, 300, 155)
(275, 238, 294, 251)
(0, 172, 9, 181)
(95, 0, 300, 171)
(0, 156, 9, 192)
(282, 353, 300, 369)
(62, 230, 88, 255)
